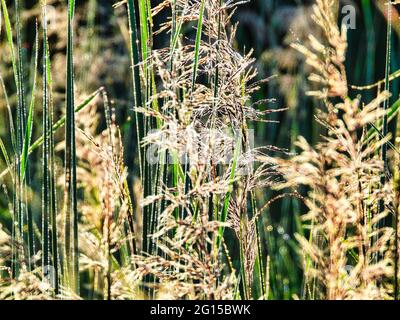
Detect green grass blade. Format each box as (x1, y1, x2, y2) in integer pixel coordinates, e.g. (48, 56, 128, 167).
(127, 0, 144, 180)
(0, 138, 13, 183)
(0, 75, 16, 154)
(216, 134, 241, 249)
(369, 123, 400, 155)
(21, 23, 39, 181)
(251, 192, 266, 299)
(0, 89, 102, 181)
(192, 0, 205, 90)
(213, 0, 222, 101)
(64, 0, 79, 294)
(366, 98, 400, 141)
(169, 4, 186, 62)
(42, 1, 59, 294)
(127, 0, 146, 254)
(138, 0, 152, 255)
(31, 88, 101, 154)
(14, 0, 27, 157)
(138, 0, 149, 79)
(1, 0, 18, 87)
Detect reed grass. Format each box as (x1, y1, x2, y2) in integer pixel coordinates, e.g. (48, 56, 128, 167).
(0, 0, 400, 301)
(63, 0, 79, 293)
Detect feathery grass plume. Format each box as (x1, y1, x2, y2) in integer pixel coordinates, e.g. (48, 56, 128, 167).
(0, 266, 54, 300)
(131, 0, 281, 299)
(278, 0, 396, 299)
(72, 95, 140, 300)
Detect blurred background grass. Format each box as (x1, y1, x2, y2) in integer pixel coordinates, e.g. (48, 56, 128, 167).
(0, 0, 398, 299)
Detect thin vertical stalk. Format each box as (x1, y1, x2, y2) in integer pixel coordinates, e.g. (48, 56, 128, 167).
(21, 23, 37, 271)
(216, 133, 241, 250)
(213, 0, 222, 101)
(376, 1, 392, 264)
(42, 1, 59, 294)
(1, 0, 28, 278)
(394, 88, 400, 301)
(192, 0, 205, 90)
(126, 0, 145, 254)
(138, 0, 149, 82)
(381, 2, 392, 182)
(64, 0, 79, 294)
(127, 0, 144, 180)
(138, 0, 152, 255)
(251, 191, 266, 299)
(23, 22, 39, 273)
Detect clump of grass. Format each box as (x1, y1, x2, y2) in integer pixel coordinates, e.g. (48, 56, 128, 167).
(275, 0, 397, 299)
(62, 0, 79, 294)
(1, 0, 400, 301)
(0, 0, 103, 299)
(127, 0, 282, 300)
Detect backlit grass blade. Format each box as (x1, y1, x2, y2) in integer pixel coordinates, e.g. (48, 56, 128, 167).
(0, 138, 13, 183)
(169, 3, 187, 62)
(127, 0, 144, 180)
(1, 0, 18, 87)
(251, 192, 266, 299)
(213, 0, 222, 101)
(15, 0, 27, 157)
(376, 3, 392, 261)
(31, 88, 101, 154)
(216, 133, 241, 250)
(21, 23, 39, 181)
(366, 98, 400, 142)
(369, 123, 400, 155)
(192, 0, 205, 90)
(42, 3, 50, 284)
(138, 0, 149, 80)
(2, 0, 28, 279)
(63, 0, 79, 294)
(0, 89, 102, 181)
(0, 75, 16, 155)
(127, 0, 146, 254)
(138, 0, 152, 255)
(381, 2, 392, 175)
(42, 1, 59, 294)
(239, 219, 249, 299)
